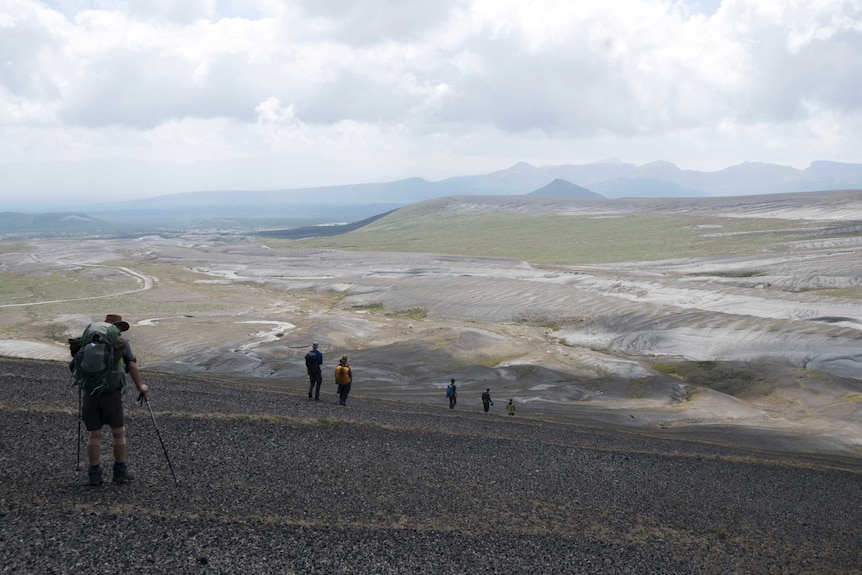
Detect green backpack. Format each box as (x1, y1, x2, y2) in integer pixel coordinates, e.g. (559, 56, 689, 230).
(72, 322, 127, 395)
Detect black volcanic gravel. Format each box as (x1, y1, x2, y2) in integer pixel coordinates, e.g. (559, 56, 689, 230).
(1, 357, 860, 574)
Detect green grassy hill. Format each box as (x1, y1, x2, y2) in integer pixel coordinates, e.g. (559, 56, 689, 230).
(274, 195, 858, 265)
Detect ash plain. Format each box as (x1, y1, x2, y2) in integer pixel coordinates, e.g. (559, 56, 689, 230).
(2, 196, 861, 457)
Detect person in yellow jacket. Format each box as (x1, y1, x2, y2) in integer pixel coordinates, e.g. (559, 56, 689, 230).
(335, 355, 353, 405)
(506, 399, 516, 416)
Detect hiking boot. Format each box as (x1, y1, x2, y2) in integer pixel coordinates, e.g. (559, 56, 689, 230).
(88, 465, 103, 486)
(112, 462, 134, 484)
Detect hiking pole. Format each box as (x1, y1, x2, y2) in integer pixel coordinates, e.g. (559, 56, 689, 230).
(139, 393, 179, 485)
(75, 387, 83, 471)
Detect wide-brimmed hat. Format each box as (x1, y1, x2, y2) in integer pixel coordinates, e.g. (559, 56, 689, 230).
(104, 314, 130, 332)
(341, 355, 348, 362)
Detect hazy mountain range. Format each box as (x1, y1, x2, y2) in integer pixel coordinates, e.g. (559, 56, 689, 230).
(3, 159, 862, 234)
(104, 158, 862, 211)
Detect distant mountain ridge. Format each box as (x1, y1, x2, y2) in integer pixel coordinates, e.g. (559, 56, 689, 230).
(0, 212, 115, 235)
(123, 159, 862, 211)
(8, 159, 862, 229)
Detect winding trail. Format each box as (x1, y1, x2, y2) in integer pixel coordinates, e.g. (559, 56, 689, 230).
(0, 257, 154, 309)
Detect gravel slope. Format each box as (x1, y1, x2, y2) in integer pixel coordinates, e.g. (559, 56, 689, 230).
(1, 357, 860, 575)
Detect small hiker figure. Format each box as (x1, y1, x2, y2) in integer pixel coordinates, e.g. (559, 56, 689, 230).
(69, 314, 149, 486)
(446, 378, 457, 409)
(507, 399, 516, 416)
(481, 388, 492, 413)
(335, 355, 353, 405)
(305, 342, 323, 400)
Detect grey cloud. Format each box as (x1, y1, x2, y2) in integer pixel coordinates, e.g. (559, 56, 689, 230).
(295, 0, 456, 45)
(9, 0, 862, 143)
(105, 0, 216, 25)
(58, 49, 268, 128)
(427, 36, 643, 137)
(736, 24, 862, 123)
(42, 0, 261, 22)
(809, 32, 862, 113)
(429, 9, 862, 139)
(785, 32, 862, 114)
(38, 1, 87, 18)
(296, 68, 417, 124)
(0, 8, 63, 99)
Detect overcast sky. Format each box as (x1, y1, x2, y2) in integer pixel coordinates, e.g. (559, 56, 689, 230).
(2, 0, 861, 205)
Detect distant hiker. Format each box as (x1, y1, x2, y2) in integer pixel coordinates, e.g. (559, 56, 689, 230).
(481, 388, 492, 413)
(335, 355, 353, 406)
(507, 399, 516, 416)
(446, 378, 457, 409)
(69, 314, 148, 486)
(305, 342, 323, 400)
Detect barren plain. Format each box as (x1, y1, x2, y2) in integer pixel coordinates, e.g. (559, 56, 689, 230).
(1, 191, 862, 457)
(2, 192, 862, 573)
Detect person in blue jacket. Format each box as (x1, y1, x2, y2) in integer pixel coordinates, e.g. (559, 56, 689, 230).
(305, 342, 323, 400)
(446, 379, 457, 409)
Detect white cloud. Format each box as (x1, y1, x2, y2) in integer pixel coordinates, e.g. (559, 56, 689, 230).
(1, 0, 861, 203)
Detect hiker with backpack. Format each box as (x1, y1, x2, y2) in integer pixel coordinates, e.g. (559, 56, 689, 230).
(335, 355, 353, 405)
(305, 342, 323, 401)
(446, 378, 457, 409)
(69, 314, 148, 486)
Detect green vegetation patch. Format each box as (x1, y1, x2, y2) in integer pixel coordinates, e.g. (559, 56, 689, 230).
(689, 270, 765, 278)
(516, 316, 561, 330)
(657, 360, 774, 399)
(352, 302, 384, 311)
(651, 363, 679, 375)
(389, 307, 428, 321)
(0, 268, 138, 305)
(817, 288, 862, 300)
(279, 207, 824, 265)
(0, 242, 29, 254)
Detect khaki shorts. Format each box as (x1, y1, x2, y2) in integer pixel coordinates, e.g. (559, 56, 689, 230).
(82, 390, 125, 431)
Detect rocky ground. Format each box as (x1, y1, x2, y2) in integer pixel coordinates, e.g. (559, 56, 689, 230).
(1, 356, 860, 574)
